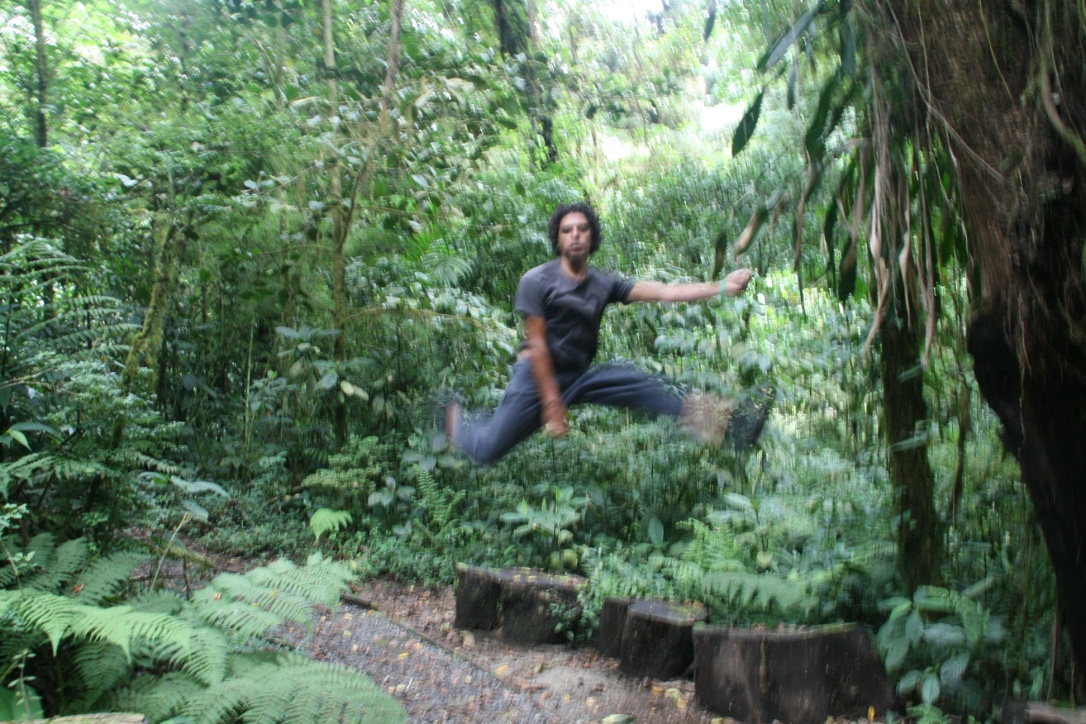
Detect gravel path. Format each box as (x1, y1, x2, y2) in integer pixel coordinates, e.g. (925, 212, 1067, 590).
(278, 582, 721, 724)
(280, 601, 560, 723)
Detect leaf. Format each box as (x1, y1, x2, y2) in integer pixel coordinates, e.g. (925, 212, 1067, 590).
(731, 90, 764, 157)
(319, 371, 339, 390)
(9, 421, 61, 439)
(804, 73, 843, 161)
(923, 623, 966, 648)
(310, 508, 353, 540)
(0, 684, 44, 721)
(920, 672, 941, 704)
(182, 500, 210, 523)
(756, 6, 818, 72)
(4, 429, 29, 450)
(840, 16, 857, 77)
(897, 669, 922, 695)
(411, 174, 429, 189)
(648, 516, 664, 546)
(905, 609, 924, 644)
(884, 640, 907, 672)
(171, 477, 230, 498)
(940, 653, 969, 685)
(724, 492, 753, 511)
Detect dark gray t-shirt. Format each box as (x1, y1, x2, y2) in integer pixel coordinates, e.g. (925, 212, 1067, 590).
(514, 260, 634, 371)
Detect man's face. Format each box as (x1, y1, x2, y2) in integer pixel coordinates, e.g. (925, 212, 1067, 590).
(556, 211, 592, 263)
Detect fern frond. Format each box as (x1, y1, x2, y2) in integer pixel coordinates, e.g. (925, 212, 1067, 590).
(700, 571, 812, 612)
(310, 508, 353, 541)
(114, 671, 205, 723)
(130, 589, 184, 615)
(69, 604, 191, 661)
(73, 551, 148, 605)
(191, 590, 283, 641)
(11, 590, 77, 652)
(180, 624, 230, 686)
(69, 641, 133, 711)
(175, 653, 406, 724)
(35, 537, 87, 592)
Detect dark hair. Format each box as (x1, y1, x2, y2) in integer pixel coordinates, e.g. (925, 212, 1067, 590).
(547, 202, 602, 256)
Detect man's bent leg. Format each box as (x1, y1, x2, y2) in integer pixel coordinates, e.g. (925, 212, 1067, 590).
(456, 361, 544, 464)
(564, 364, 683, 415)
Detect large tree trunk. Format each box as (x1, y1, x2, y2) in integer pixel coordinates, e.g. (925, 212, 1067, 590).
(883, 0, 1086, 676)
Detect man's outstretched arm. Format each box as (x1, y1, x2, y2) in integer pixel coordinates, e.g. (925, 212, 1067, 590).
(625, 268, 753, 303)
(523, 314, 569, 437)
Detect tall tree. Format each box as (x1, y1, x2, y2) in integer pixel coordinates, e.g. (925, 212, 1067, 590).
(490, 0, 557, 165)
(25, 0, 48, 148)
(875, 0, 1086, 679)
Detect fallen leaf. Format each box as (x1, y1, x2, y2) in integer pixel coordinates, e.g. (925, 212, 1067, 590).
(462, 631, 475, 648)
(602, 715, 636, 724)
(494, 664, 509, 676)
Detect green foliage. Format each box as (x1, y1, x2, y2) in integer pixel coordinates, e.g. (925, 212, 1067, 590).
(309, 508, 353, 542)
(500, 485, 590, 568)
(0, 535, 403, 722)
(0, 0, 1066, 717)
(877, 584, 1006, 713)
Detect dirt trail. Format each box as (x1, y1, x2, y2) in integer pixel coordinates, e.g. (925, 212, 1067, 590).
(284, 580, 722, 723)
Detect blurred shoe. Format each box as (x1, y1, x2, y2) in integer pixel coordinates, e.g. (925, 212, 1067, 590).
(678, 393, 736, 446)
(729, 387, 774, 451)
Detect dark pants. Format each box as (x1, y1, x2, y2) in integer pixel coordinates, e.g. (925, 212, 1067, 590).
(457, 360, 683, 464)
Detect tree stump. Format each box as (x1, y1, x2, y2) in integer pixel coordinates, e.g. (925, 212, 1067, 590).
(619, 599, 708, 679)
(453, 564, 586, 644)
(453, 563, 503, 630)
(597, 596, 634, 658)
(693, 623, 897, 724)
(497, 568, 585, 644)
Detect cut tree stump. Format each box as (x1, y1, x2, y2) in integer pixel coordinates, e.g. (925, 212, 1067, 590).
(597, 596, 634, 658)
(693, 623, 896, 724)
(453, 564, 586, 644)
(453, 563, 504, 630)
(619, 599, 708, 679)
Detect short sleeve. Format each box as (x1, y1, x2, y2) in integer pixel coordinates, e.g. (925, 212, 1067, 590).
(514, 269, 545, 317)
(611, 274, 635, 304)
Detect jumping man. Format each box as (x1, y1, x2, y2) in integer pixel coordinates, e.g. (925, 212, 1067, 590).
(447, 201, 754, 464)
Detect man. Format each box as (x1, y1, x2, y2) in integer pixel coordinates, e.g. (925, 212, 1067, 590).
(447, 201, 754, 464)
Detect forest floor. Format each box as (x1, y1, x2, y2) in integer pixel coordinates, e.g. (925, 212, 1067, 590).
(141, 533, 879, 723)
(280, 578, 725, 724)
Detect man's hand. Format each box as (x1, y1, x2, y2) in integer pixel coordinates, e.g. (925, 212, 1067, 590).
(542, 399, 570, 437)
(722, 268, 754, 297)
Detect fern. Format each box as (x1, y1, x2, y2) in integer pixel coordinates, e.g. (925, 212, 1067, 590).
(120, 654, 405, 723)
(699, 570, 813, 613)
(415, 466, 464, 531)
(74, 551, 148, 605)
(310, 507, 353, 541)
(0, 538, 404, 722)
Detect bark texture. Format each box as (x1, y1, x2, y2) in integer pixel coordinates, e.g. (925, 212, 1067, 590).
(882, 0, 1086, 674)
